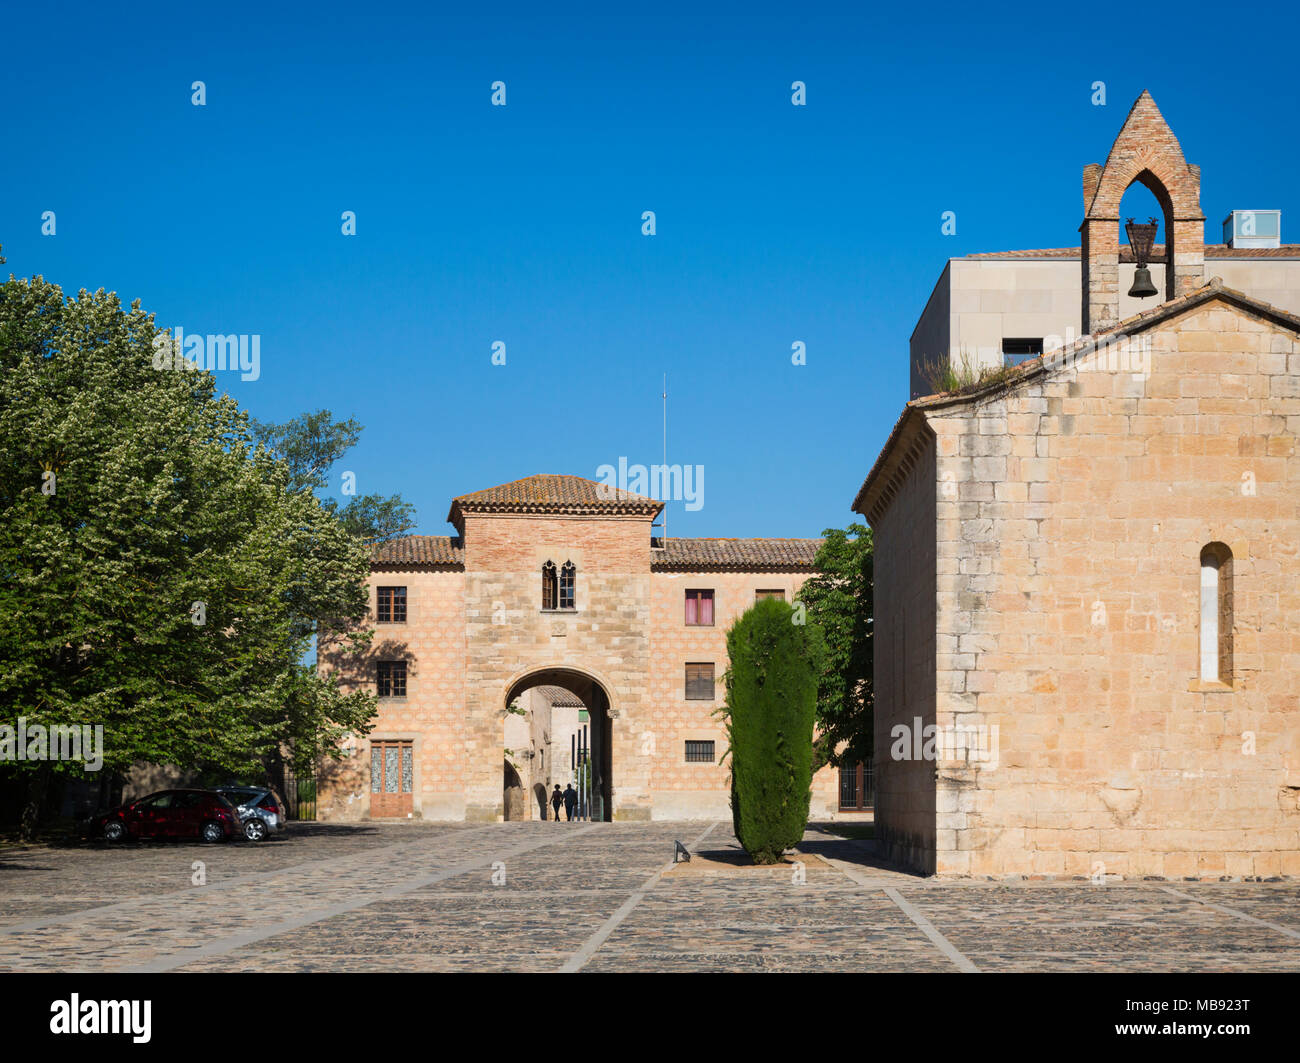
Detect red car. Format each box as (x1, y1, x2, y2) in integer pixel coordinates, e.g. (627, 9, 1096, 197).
(89, 789, 242, 844)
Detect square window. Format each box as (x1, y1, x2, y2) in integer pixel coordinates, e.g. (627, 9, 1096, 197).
(377, 586, 407, 623)
(377, 660, 407, 698)
(685, 589, 714, 626)
(685, 662, 714, 700)
(685, 740, 715, 763)
(755, 589, 785, 602)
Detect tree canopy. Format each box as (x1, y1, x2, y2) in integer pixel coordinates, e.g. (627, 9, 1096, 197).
(0, 267, 379, 831)
(797, 523, 873, 771)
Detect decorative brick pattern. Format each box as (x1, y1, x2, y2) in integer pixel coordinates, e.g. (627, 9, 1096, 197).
(318, 479, 837, 824)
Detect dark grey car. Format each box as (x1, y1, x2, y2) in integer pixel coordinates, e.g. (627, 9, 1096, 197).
(213, 786, 288, 842)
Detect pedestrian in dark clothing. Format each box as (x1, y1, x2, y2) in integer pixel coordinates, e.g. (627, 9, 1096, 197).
(563, 783, 578, 821)
(550, 785, 563, 822)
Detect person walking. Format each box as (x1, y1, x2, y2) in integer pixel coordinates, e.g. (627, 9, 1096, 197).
(550, 785, 563, 822)
(563, 783, 578, 821)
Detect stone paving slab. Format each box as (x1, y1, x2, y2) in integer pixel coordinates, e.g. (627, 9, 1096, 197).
(900, 884, 1300, 972)
(1, 822, 1298, 973)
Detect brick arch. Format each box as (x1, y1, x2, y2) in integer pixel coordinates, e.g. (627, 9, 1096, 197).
(1080, 90, 1205, 333)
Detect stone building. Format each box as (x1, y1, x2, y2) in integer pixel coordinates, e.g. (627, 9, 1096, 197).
(317, 474, 843, 822)
(855, 91, 1300, 878)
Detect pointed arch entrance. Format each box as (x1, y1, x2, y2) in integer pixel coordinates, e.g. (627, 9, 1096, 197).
(503, 666, 615, 822)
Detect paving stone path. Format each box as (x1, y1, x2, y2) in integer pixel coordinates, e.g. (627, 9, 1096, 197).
(1, 821, 1297, 972)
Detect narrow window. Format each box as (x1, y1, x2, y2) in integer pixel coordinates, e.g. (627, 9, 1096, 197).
(685, 662, 714, 700)
(559, 561, 576, 610)
(755, 589, 785, 602)
(542, 561, 557, 610)
(685, 740, 715, 763)
(1199, 543, 1233, 684)
(376, 586, 406, 623)
(377, 660, 407, 698)
(685, 589, 714, 626)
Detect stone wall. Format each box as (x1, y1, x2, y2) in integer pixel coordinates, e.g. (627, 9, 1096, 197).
(461, 512, 655, 821)
(870, 433, 939, 871)
(923, 296, 1300, 877)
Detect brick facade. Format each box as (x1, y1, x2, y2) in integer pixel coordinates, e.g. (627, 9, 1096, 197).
(1080, 90, 1205, 334)
(318, 479, 841, 823)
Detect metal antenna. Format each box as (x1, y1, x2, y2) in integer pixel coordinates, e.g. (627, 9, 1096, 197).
(662, 372, 668, 543)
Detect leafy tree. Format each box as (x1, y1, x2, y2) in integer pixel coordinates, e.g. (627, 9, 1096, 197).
(798, 524, 873, 771)
(721, 597, 824, 864)
(337, 494, 417, 545)
(0, 266, 376, 836)
(251, 411, 416, 544)
(250, 410, 362, 494)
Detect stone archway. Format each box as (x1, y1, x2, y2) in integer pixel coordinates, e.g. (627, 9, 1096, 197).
(503, 665, 616, 822)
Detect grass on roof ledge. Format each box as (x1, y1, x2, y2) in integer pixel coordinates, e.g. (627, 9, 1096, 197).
(917, 355, 1022, 398)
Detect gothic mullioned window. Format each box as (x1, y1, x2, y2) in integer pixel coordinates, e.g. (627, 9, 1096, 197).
(559, 561, 576, 610)
(542, 560, 576, 610)
(542, 561, 557, 610)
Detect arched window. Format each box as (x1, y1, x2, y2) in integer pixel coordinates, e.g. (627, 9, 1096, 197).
(1199, 543, 1233, 684)
(542, 561, 557, 610)
(559, 561, 576, 610)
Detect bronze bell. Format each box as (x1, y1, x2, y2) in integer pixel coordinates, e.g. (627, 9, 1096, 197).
(1129, 265, 1158, 298)
(1125, 217, 1160, 299)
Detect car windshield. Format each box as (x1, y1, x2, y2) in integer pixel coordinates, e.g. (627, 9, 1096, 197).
(218, 788, 262, 803)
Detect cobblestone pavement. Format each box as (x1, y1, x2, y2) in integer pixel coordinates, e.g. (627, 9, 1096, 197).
(1, 821, 1297, 973)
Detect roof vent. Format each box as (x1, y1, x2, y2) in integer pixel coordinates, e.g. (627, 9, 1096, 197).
(1222, 209, 1281, 249)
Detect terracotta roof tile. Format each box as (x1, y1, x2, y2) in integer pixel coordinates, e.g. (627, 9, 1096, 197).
(530, 685, 585, 708)
(371, 535, 464, 566)
(854, 277, 1300, 518)
(651, 537, 822, 571)
(963, 244, 1300, 261)
(448, 474, 663, 525)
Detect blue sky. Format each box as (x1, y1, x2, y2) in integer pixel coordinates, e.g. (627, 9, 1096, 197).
(4, 0, 1297, 540)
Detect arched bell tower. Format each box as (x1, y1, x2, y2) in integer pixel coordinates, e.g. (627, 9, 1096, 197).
(1080, 90, 1205, 334)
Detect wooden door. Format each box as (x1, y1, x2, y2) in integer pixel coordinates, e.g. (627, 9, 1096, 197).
(370, 740, 414, 817)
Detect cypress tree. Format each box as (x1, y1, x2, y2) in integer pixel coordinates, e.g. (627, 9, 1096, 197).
(722, 597, 824, 863)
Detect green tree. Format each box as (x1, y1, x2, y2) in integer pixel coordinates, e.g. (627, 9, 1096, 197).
(0, 268, 376, 836)
(797, 524, 873, 771)
(251, 412, 417, 545)
(721, 597, 825, 864)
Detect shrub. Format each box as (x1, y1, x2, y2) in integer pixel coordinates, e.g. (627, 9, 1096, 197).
(721, 597, 825, 863)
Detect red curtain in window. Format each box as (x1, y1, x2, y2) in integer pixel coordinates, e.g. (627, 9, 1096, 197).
(686, 590, 713, 626)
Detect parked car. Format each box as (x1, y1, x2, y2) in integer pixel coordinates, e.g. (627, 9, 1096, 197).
(88, 789, 242, 843)
(212, 785, 288, 842)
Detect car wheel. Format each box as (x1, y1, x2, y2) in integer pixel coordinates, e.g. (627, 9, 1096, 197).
(243, 818, 267, 842)
(201, 821, 225, 844)
(103, 821, 126, 843)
